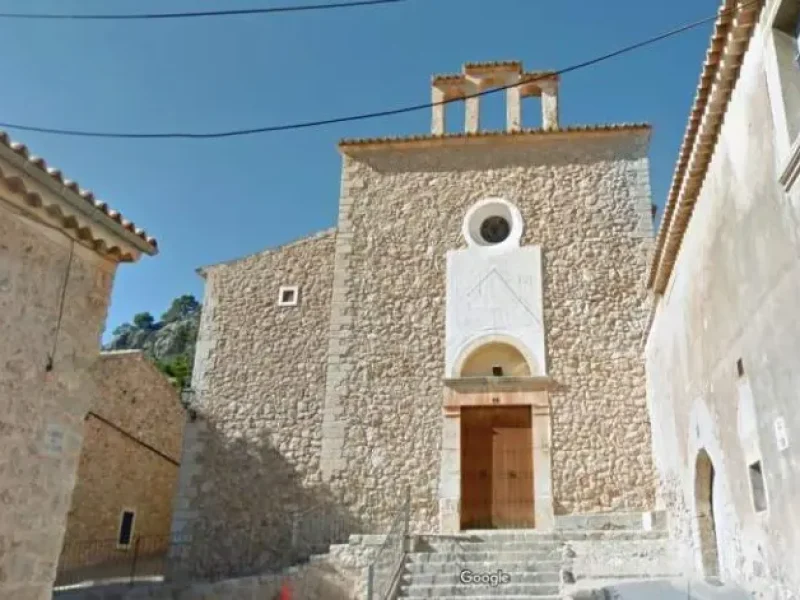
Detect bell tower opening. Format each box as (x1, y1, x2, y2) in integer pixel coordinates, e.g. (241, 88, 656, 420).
(431, 61, 560, 135)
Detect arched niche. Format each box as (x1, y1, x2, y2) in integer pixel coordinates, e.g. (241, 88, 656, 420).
(451, 334, 538, 379)
(459, 342, 532, 377)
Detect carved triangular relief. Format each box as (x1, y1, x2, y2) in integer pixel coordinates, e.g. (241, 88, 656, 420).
(459, 267, 542, 330)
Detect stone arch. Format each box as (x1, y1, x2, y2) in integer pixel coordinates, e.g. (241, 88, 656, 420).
(694, 448, 720, 578)
(451, 334, 538, 378)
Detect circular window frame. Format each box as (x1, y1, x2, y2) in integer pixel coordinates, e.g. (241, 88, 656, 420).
(462, 197, 524, 251)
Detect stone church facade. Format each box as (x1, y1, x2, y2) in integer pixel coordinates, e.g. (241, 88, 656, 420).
(174, 60, 658, 572)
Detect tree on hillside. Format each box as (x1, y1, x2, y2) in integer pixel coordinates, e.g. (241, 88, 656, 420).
(133, 312, 156, 330)
(105, 295, 202, 390)
(161, 295, 201, 323)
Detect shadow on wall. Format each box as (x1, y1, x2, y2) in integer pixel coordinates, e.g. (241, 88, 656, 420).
(169, 416, 361, 583)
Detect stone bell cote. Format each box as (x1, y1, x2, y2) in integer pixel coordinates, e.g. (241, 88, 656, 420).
(431, 61, 560, 135)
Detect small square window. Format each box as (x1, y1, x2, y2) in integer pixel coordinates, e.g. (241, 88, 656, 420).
(736, 358, 745, 378)
(492, 366, 504, 377)
(748, 461, 768, 513)
(118, 510, 136, 548)
(278, 286, 299, 307)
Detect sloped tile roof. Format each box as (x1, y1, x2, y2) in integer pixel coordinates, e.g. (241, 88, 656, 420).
(0, 131, 157, 252)
(648, 0, 763, 293)
(339, 123, 650, 150)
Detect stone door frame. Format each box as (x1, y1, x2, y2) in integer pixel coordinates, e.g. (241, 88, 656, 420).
(438, 377, 555, 533)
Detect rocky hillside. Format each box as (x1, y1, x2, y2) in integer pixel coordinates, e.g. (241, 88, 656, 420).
(104, 294, 201, 388)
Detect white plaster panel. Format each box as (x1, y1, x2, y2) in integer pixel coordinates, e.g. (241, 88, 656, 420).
(445, 246, 544, 377)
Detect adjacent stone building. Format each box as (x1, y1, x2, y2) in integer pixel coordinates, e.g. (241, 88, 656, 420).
(645, 0, 800, 596)
(173, 60, 658, 574)
(58, 350, 184, 577)
(0, 133, 157, 599)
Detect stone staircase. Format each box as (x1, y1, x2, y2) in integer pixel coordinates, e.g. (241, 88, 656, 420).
(394, 511, 680, 599)
(398, 531, 562, 599)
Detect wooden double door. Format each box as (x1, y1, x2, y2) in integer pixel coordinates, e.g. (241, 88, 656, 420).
(460, 406, 535, 529)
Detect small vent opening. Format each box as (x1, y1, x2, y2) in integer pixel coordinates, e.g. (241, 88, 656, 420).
(748, 461, 768, 513)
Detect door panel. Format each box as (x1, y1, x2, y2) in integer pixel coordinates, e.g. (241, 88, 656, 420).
(492, 426, 534, 528)
(460, 407, 534, 529)
(460, 409, 493, 529)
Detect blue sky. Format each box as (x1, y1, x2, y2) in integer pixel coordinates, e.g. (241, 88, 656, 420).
(0, 0, 717, 340)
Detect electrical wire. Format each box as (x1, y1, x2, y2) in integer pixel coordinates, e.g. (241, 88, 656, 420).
(0, 1, 755, 140)
(0, 0, 408, 21)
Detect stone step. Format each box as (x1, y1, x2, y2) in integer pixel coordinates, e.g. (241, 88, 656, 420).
(401, 571, 560, 585)
(555, 511, 666, 531)
(408, 550, 560, 563)
(399, 582, 560, 597)
(404, 560, 562, 575)
(434, 529, 667, 542)
(414, 540, 563, 553)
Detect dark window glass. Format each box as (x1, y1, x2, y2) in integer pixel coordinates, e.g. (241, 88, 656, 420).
(119, 511, 135, 546)
(479, 216, 511, 244)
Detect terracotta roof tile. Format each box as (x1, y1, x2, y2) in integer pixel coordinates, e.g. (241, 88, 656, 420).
(339, 123, 650, 149)
(0, 130, 157, 251)
(463, 60, 522, 70)
(647, 0, 763, 294)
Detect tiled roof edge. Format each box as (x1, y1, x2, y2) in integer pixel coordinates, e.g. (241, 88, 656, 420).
(338, 123, 651, 150)
(647, 0, 764, 294)
(0, 131, 157, 253)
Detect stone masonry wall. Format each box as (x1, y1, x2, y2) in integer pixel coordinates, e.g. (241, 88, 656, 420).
(0, 201, 118, 600)
(171, 230, 344, 578)
(61, 351, 183, 559)
(322, 131, 657, 532)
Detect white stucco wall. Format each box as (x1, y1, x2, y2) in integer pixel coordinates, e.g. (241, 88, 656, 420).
(645, 17, 800, 597)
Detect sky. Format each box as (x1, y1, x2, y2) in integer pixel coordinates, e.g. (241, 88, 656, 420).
(0, 0, 719, 341)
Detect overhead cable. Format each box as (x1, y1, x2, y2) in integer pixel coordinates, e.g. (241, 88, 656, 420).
(0, 0, 408, 21)
(0, 3, 750, 140)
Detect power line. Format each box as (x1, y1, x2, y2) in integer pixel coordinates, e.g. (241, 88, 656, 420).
(0, 0, 408, 21)
(0, 3, 747, 140)
(86, 411, 181, 466)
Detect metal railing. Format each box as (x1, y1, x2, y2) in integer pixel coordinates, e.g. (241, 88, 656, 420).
(366, 487, 411, 600)
(55, 504, 353, 590)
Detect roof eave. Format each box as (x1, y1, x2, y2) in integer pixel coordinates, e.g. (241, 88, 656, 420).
(647, 0, 764, 294)
(338, 124, 651, 155)
(0, 143, 158, 257)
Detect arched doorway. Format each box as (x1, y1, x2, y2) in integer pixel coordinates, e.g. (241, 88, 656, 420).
(458, 341, 535, 530)
(695, 449, 720, 577)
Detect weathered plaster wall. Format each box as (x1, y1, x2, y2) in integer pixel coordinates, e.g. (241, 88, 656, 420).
(645, 26, 800, 597)
(171, 230, 344, 578)
(61, 351, 183, 555)
(0, 201, 117, 600)
(322, 132, 657, 532)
